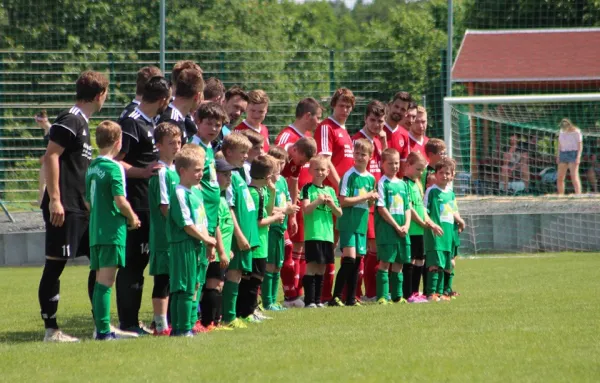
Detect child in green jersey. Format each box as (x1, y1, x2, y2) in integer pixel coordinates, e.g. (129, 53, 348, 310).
(263, 146, 300, 311)
(168, 146, 216, 336)
(301, 155, 342, 308)
(238, 155, 285, 322)
(148, 122, 181, 336)
(330, 139, 379, 307)
(374, 148, 412, 305)
(85, 121, 140, 340)
(240, 129, 265, 184)
(221, 133, 260, 329)
(423, 158, 465, 302)
(192, 102, 229, 331)
(422, 138, 447, 188)
(403, 151, 442, 303)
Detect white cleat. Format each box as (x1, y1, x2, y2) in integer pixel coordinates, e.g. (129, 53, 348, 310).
(253, 309, 272, 320)
(282, 297, 305, 309)
(44, 329, 80, 343)
(305, 303, 317, 308)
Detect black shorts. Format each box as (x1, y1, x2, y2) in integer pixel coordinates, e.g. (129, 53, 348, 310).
(206, 261, 225, 281)
(251, 258, 266, 278)
(43, 208, 89, 258)
(410, 235, 424, 261)
(305, 240, 335, 265)
(125, 210, 150, 263)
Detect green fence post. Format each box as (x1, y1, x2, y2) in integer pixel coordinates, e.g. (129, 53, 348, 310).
(329, 50, 335, 95)
(219, 51, 225, 82)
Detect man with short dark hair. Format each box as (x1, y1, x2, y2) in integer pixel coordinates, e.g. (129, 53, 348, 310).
(119, 66, 163, 120)
(38, 71, 109, 342)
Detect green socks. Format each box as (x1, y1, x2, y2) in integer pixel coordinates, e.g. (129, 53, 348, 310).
(444, 270, 454, 294)
(376, 269, 389, 300)
(390, 271, 402, 301)
(261, 272, 274, 308)
(222, 280, 239, 323)
(425, 269, 439, 296)
(435, 271, 445, 295)
(271, 271, 280, 305)
(169, 292, 193, 333)
(92, 282, 111, 335)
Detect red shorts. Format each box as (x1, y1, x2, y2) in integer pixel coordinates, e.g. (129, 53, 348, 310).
(289, 206, 304, 243)
(367, 211, 375, 239)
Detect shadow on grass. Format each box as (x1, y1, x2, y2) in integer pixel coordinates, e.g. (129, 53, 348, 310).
(0, 314, 94, 344)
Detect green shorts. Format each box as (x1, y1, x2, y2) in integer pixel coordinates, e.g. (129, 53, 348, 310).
(339, 231, 367, 255)
(267, 230, 284, 268)
(90, 245, 125, 270)
(149, 250, 169, 276)
(169, 240, 198, 294)
(425, 250, 453, 270)
(229, 249, 253, 272)
(452, 245, 459, 258)
(376, 243, 411, 264)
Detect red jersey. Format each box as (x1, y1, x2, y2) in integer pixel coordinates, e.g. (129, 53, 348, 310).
(275, 125, 312, 189)
(408, 132, 429, 163)
(234, 120, 270, 153)
(315, 117, 354, 189)
(352, 129, 382, 182)
(384, 122, 410, 162)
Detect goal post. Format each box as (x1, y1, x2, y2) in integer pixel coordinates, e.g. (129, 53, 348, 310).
(443, 93, 600, 196)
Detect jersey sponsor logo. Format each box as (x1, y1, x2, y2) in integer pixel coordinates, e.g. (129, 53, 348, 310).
(243, 188, 256, 211)
(195, 204, 208, 231)
(389, 193, 404, 215)
(355, 187, 370, 210)
(209, 163, 219, 187)
(83, 143, 93, 160)
(338, 133, 344, 138)
(399, 137, 404, 147)
(148, 131, 153, 137)
(439, 200, 457, 224)
(82, 129, 87, 136)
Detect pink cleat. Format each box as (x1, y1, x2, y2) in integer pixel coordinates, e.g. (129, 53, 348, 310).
(407, 292, 428, 303)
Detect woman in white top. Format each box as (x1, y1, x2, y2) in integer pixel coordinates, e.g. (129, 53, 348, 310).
(556, 118, 583, 195)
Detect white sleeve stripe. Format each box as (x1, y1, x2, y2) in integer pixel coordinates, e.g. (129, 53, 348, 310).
(159, 168, 169, 204)
(321, 128, 329, 152)
(226, 185, 234, 207)
(118, 163, 127, 198)
(51, 124, 76, 136)
(376, 179, 385, 207)
(278, 132, 289, 145)
(122, 130, 139, 142)
(339, 170, 352, 197)
(176, 188, 193, 225)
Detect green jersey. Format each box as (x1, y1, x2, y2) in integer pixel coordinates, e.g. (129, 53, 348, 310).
(249, 185, 270, 259)
(424, 185, 458, 252)
(271, 176, 291, 235)
(218, 193, 234, 260)
(421, 165, 435, 189)
(226, 170, 260, 251)
(375, 176, 411, 245)
(168, 184, 208, 245)
(336, 167, 375, 235)
(149, 162, 179, 253)
(301, 183, 339, 242)
(405, 177, 426, 236)
(192, 137, 220, 232)
(85, 156, 127, 247)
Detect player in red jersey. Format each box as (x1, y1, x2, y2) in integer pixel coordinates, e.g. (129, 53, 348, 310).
(384, 92, 412, 175)
(408, 105, 430, 163)
(234, 89, 270, 153)
(351, 101, 387, 302)
(314, 88, 355, 303)
(276, 98, 322, 308)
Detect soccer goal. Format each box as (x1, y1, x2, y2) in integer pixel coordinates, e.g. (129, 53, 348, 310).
(443, 93, 600, 255)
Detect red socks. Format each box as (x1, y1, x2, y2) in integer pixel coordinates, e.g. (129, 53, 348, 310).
(321, 263, 336, 302)
(281, 242, 296, 299)
(364, 251, 378, 299)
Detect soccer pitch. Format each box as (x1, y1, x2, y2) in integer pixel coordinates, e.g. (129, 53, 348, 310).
(1, 253, 599, 382)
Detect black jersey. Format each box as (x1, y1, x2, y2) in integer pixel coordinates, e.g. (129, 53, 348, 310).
(118, 99, 140, 122)
(120, 107, 158, 211)
(184, 114, 198, 138)
(41, 106, 92, 213)
(158, 103, 188, 143)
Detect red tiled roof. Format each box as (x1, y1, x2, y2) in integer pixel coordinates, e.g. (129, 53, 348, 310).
(452, 28, 600, 83)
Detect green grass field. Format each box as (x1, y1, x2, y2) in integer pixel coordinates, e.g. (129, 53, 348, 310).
(1, 253, 599, 382)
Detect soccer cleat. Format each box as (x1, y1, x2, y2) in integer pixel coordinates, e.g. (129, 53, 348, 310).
(449, 291, 460, 299)
(316, 303, 326, 308)
(282, 297, 305, 309)
(272, 303, 287, 311)
(95, 332, 117, 341)
(347, 301, 362, 307)
(122, 322, 152, 336)
(204, 323, 216, 332)
(265, 304, 283, 311)
(306, 303, 318, 308)
(44, 329, 80, 343)
(328, 297, 345, 307)
(225, 318, 248, 329)
(181, 330, 194, 337)
(361, 295, 377, 303)
(192, 321, 210, 334)
(253, 310, 272, 320)
(408, 293, 428, 303)
(440, 294, 452, 302)
(377, 297, 391, 305)
(427, 294, 440, 302)
(153, 328, 171, 336)
(394, 298, 408, 304)
(241, 315, 262, 324)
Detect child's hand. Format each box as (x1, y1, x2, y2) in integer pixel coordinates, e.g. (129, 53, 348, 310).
(286, 203, 300, 215)
(236, 236, 251, 251)
(368, 191, 379, 202)
(128, 215, 141, 230)
(429, 222, 444, 236)
(396, 225, 407, 237)
(274, 211, 286, 224)
(325, 197, 336, 208)
(220, 252, 230, 269)
(456, 218, 466, 232)
(204, 236, 217, 247)
(317, 194, 327, 204)
(207, 246, 216, 262)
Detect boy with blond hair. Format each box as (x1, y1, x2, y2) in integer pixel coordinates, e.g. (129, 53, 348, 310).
(168, 145, 216, 336)
(374, 148, 411, 304)
(148, 122, 182, 335)
(86, 121, 140, 340)
(234, 89, 270, 153)
(221, 133, 260, 328)
(424, 158, 465, 302)
(301, 155, 342, 307)
(330, 139, 378, 307)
